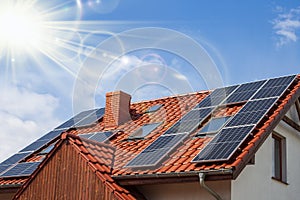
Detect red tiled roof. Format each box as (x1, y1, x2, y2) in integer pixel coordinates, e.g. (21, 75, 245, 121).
(2, 75, 300, 188)
(0, 177, 27, 187)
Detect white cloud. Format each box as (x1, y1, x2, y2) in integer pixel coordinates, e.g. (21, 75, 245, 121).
(0, 85, 60, 162)
(272, 6, 300, 46)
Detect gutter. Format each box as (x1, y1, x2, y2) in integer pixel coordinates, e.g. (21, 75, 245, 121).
(113, 168, 233, 179)
(199, 173, 223, 200)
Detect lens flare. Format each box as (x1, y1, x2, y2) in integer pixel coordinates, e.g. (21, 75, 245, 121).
(0, 3, 44, 50)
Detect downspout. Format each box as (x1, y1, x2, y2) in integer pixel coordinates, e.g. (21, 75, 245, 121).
(199, 173, 223, 200)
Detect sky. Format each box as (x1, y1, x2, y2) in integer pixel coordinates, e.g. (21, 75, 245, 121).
(0, 0, 299, 162)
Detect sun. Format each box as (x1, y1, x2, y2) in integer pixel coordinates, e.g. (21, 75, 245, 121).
(0, 3, 44, 50)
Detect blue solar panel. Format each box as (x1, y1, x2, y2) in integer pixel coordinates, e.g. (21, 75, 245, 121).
(164, 119, 200, 135)
(0, 164, 12, 175)
(89, 131, 114, 142)
(78, 131, 114, 143)
(20, 139, 49, 152)
(234, 80, 266, 93)
(129, 123, 161, 139)
(38, 130, 63, 141)
(125, 133, 188, 167)
(262, 75, 296, 88)
(39, 143, 56, 155)
(238, 98, 277, 113)
(225, 110, 266, 127)
(147, 104, 163, 113)
(0, 152, 31, 165)
(181, 108, 212, 121)
(55, 108, 104, 130)
(225, 91, 257, 104)
(197, 116, 231, 134)
(196, 85, 239, 108)
(1, 162, 41, 178)
(192, 126, 254, 162)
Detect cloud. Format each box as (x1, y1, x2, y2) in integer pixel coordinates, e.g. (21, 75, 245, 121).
(0, 85, 60, 162)
(272, 6, 300, 46)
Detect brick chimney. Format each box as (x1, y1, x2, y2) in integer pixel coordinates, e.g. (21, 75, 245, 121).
(104, 91, 132, 128)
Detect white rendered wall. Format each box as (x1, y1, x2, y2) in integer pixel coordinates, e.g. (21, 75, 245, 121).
(232, 107, 300, 200)
(137, 180, 231, 200)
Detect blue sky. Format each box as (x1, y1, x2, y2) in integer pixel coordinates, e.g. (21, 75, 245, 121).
(0, 0, 299, 162)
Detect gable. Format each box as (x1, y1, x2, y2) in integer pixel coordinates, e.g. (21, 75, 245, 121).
(13, 140, 133, 200)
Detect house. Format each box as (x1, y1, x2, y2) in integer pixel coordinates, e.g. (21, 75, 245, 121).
(0, 74, 300, 200)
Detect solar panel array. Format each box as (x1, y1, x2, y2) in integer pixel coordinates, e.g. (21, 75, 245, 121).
(78, 131, 114, 143)
(0, 107, 105, 179)
(125, 85, 241, 167)
(192, 75, 296, 163)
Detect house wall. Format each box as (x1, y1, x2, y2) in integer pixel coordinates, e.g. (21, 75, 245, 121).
(0, 188, 19, 200)
(232, 107, 300, 200)
(137, 180, 231, 200)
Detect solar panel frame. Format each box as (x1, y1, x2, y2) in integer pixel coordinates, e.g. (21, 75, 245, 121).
(125, 133, 188, 167)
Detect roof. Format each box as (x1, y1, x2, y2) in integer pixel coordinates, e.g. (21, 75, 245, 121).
(1, 74, 300, 190)
(14, 133, 140, 200)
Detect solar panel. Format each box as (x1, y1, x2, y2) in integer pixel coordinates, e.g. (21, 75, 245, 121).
(196, 86, 238, 108)
(39, 143, 56, 155)
(89, 131, 114, 142)
(74, 108, 105, 128)
(78, 133, 96, 139)
(225, 110, 266, 127)
(0, 152, 31, 165)
(181, 108, 212, 121)
(164, 108, 212, 135)
(55, 108, 104, 130)
(38, 130, 63, 141)
(20, 139, 49, 153)
(262, 75, 296, 88)
(192, 125, 254, 162)
(78, 131, 114, 143)
(0, 164, 13, 175)
(197, 116, 231, 134)
(1, 162, 41, 178)
(147, 104, 163, 113)
(125, 133, 188, 167)
(238, 98, 277, 113)
(164, 119, 200, 135)
(234, 80, 266, 93)
(225, 91, 257, 104)
(129, 123, 161, 139)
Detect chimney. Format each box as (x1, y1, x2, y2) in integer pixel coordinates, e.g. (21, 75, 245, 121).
(104, 91, 132, 128)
